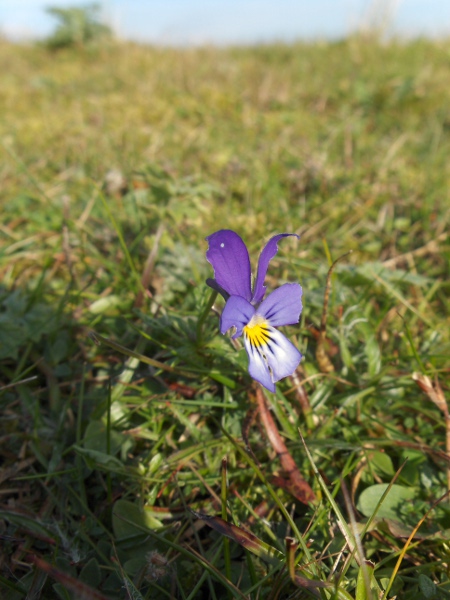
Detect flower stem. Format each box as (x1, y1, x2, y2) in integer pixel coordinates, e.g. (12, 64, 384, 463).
(196, 289, 218, 346)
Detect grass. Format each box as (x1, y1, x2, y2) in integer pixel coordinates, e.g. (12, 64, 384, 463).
(0, 34, 449, 599)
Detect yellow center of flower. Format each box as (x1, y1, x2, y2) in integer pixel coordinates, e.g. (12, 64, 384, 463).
(243, 315, 270, 348)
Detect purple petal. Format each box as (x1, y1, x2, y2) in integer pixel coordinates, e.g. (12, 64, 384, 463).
(220, 295, 255, 338)
(258, 283, 302, 327)
(205, 278, 230, 300)
(243, 326, 302, 392)
(206, 230, 252, 302)
(252, 233, 299, 304)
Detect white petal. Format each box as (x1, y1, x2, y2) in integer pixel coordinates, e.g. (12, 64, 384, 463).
(243, 325, 302, 392)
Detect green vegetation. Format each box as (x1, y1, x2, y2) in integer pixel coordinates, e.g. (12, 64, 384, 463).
(0, 35, 449, 599)
(44, 4, 112, 49)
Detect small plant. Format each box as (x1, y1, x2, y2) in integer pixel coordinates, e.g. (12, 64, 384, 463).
(206, 229, 302, 391)
(44, 3, 112, 49)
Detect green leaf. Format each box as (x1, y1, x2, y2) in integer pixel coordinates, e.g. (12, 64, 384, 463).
(83, 420, 128, 455)
(0, 510, 56, 540)
(0, 317, 26, 360)
(73, 446, 124, 469)
(357, 321, 381, 377)
(357, 483, 417, 521)
(112, 499, 163, 539)
(208, 370, 236, 388)
(370, 452, 395, 477)
(418, 574, 437, 599)
(79, 558, 102, 588)
(0, 290, 57, 359)
(53, 583, 71, 600)
(355, 562, 375, 600)
(88, 295, 121, 314)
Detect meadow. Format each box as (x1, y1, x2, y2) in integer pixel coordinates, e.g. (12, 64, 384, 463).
(0, 34, 449, 599)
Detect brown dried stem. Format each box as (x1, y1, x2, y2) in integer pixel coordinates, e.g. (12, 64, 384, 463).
(255, 385, 315, 505)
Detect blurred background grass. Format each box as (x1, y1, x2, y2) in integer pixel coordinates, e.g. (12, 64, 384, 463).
(0, 25, 449, 599)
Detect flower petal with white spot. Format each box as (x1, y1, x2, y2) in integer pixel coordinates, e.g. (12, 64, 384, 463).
(205, 229, 303, 392)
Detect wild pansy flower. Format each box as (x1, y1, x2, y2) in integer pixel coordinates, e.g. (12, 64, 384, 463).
(206, 229, 302, 392)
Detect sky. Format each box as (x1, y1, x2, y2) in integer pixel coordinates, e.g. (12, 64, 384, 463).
(1, 0, 450, 45)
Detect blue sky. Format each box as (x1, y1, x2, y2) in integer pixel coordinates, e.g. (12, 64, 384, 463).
(1, 0, 450, 44)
